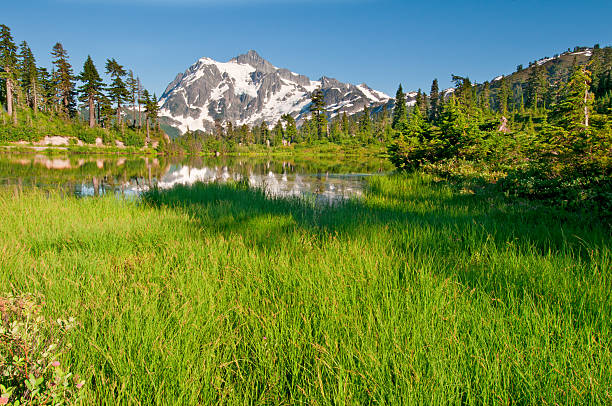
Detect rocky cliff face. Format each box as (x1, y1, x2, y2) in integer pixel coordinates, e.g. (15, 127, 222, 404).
(158, 50, 403, 134)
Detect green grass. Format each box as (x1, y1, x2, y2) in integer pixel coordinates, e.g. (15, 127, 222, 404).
(0, 174, 610, 404)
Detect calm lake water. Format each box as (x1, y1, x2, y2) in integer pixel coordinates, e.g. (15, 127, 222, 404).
(0, 153, 393, 202)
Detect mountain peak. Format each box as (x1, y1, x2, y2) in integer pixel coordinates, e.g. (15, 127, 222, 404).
(159, 53, 395, 135)
(230, 50, 276, 73)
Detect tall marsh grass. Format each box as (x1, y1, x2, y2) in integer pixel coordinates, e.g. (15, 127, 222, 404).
(0, 174, 609, 404)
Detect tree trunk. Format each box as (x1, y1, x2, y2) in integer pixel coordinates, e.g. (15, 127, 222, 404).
(33, 81, 38, 113)
(89, 94, 95, 128)
(6, 78, 16, 125)
(117, 102, 121, 127)
(146, 117, 150, 142)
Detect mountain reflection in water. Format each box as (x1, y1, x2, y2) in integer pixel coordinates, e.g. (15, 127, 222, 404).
(0, 154, 392, 203)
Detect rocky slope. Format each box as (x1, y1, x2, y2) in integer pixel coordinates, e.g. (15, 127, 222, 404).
(158, 50, 401, 135)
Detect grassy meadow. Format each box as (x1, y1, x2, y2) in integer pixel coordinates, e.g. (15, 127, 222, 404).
(0, 174, 610, 404)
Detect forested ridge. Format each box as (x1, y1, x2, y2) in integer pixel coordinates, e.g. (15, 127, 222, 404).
(0, 24, 166, 149)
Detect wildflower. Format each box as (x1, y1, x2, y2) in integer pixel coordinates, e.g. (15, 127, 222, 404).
(263, 336, 267, 340)
(51, 361, 60, 367)
(76, 382, 84, 389)
(0, 397, 9, 405)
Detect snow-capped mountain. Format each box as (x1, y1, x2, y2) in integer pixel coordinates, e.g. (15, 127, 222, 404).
(158, 50, 398, 134)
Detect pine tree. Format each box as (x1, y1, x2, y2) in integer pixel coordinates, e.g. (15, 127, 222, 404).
(481, 81, 490, 113)
(552, 66, 594, 147)
(137, 77, 143, 128)
(18, 41, 38, 111)
(429, 79, 439, 121)
(77, 56, 104, 128)
(392, 84, 407, 130)
(499, 76, 510, 116)
(51, 42, 75, 116)
(359, 105, 372, 140)
(105, 58, 130, 127)
(98, 93, 114, 129)
(0, 24, 18, 124)
(281, 114, 297, 143)
(341, 111, 349, 136)
(37, 67, 54, 112)
(139, 89, 159, 142)
(127, 70, 138, 126)
(527, 64, 547, 110)
(272, 120, 283, 146)
(415, 89, 423, 116)
(309, 88, 327, 139)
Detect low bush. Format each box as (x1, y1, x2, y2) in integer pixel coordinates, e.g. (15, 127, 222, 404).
(0, 294, 84, 405)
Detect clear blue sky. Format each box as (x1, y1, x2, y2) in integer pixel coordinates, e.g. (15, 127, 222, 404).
(4, 0, 611, 97)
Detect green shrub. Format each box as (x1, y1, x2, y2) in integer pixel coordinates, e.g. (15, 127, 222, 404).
(0, 294, 84, 405)
(122, 130, 145, 147)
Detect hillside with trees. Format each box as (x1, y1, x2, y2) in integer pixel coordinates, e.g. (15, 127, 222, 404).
(0, 24, 166, 150)
(388, 45, 611, 217)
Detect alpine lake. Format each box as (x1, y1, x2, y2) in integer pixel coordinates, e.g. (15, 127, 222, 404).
(0, 151, 393, 202)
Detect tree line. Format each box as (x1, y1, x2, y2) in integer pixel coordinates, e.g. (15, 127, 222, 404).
(0, 24, 162, 146)
(388, 45, 611, 214)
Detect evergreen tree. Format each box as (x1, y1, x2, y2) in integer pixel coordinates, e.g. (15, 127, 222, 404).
(359, 105, 372, 141)
(552, 66, 594, 150)
(272, 120, 283, 146)
(429, 79, 439, 121)
(309, 88, 327, 139)
(37, 67, 54, 112)
(139, 89, 156, 142)
(51, 42, 75, 116)
(137, 77, 143, 128)
(392, 84, 407, 130)
(526, 64, 547, 110)
(127, 70, 138, 126)
(481, 81, 491, 113)
(341, 111, 349, 136)
(98, 93, 114, 129)
(260, 120, 270, 145)
(499, 76, 510, 116)
(105, 58, 130, 127)
(18, 41, 38, 111)
(0, 24, 18, 124)
(281, 114, 297, 143)
(77, 55, 103, 128)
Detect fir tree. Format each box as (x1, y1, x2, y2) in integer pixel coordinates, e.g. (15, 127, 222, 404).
(499, 76, 510, 116)
(341, 111, 349, 136)
(139, 89, 158, 145)
(51, 42, 75, 116)
(552, 66, 594, 150)
(281, 114, 297, 143)
(137, 77, 143, 128)
(392, 84, 407, 130)
(105, 58, 130, 127)
(481, 81, 491, 113)
(359, 105, 372, 141)
(18, 41, 38, 111)
(309, 88, 327, 139)
(429, 79, 439, 121)
(77, 55, 103, 128)
(527, 64, 547, 110)
(0, 24, 18, 124)
(127, 70, 138, 126)
(37, 67, 54, 112)
(272, 120, 283, 146)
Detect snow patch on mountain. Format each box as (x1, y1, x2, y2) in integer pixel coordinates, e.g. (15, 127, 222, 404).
(158, 51, 393, 135)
